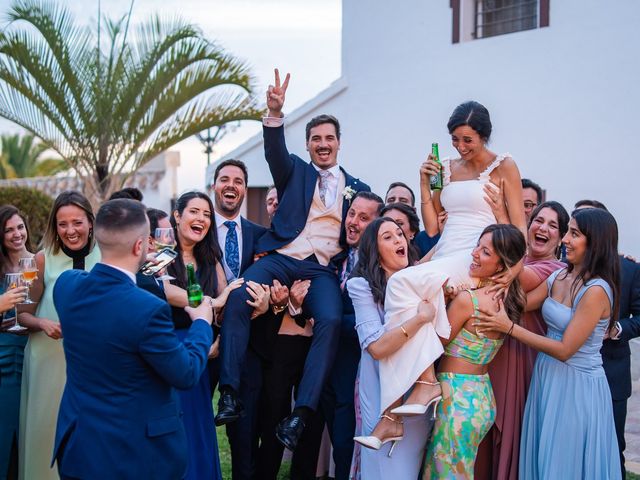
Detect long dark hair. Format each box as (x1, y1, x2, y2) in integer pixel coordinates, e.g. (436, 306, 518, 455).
(41, 191, 94, 254)
(479, 224, 527, 324)
(351, 217, 418, 305)
(564, 208, 620, 327)
(528, 201, 570, 259)
(168, 191, 222, 296)
(0, 205, 34, 276)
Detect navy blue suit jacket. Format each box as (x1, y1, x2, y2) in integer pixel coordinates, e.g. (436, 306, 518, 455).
(602, 256, 640, 400)
(52, 263, 212, 480)
(239, 217, 267, 274)
(330, 250, 357, 340)
(237, 217, 276, 359)
(256, 125, 370, 254)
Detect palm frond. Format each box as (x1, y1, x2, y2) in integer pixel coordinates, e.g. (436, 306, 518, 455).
(0, 0, 262, 201)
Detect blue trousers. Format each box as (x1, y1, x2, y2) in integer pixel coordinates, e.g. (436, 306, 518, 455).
(220, 253, 343, 409)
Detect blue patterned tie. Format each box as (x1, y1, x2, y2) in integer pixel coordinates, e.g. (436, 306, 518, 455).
(224, 220, 240, 279)
(341, 248, 357, 288)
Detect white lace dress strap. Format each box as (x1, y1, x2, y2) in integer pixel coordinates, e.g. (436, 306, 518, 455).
(441, 157, 452, 186)
(478, 152, 511, 183)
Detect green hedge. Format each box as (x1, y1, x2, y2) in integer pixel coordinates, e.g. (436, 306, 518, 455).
(0, 186, 53, 247)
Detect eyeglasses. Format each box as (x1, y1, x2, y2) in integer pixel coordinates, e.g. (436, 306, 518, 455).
(524, 201, 538, 210)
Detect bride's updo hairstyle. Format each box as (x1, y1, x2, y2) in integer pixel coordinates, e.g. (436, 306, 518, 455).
(447, 101, 492, 142)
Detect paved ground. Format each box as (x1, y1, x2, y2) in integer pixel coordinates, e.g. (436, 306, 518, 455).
(625, 339, 640, 474)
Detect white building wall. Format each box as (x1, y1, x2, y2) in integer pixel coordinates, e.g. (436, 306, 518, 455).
(217, 0, 640, 255)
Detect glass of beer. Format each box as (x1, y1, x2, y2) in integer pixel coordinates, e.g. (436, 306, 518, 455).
(153, 228, 177, 281)
(18, 257, 38, 304)
(2, 272, 28, 332)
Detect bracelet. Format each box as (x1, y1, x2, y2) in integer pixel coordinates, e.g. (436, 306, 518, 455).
(272, 304, 287, 315)
(400, 325, 409, 338)
(507, 321, 515, 336)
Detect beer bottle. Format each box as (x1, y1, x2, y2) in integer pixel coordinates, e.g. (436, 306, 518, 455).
(186, 263, 203, 307)
(429, 142, 443, 191)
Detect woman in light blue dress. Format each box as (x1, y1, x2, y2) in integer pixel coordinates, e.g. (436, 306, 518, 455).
(348, 218, 433, 479)
(476, 207, 621, 479)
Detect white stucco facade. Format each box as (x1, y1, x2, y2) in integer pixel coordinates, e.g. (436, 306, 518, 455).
(211, 0, 640, 255)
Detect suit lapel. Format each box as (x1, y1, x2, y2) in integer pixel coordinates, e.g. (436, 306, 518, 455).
(341, 167, 359, 219)
(304, 164, 319, 212)
(240, 218, 254, 274)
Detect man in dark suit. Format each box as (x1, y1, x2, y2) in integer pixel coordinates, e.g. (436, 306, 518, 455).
(314, 191, 383, 479)
(210, 159, 271, 479)
(217, 69, 370, 452)
(603, 256, 640, 478)
(575, 199, 640, 478)
(385, 181, 440, 257)
(52, 199, 214, 480)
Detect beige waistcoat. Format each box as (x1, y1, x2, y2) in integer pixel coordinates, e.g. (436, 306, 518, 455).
(277, 172, 346, 266)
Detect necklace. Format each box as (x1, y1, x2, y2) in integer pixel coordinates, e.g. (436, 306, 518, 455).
(477, 278, 496, 289)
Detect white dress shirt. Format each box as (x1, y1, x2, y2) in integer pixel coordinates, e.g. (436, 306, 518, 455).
(215, 211, 244, 282)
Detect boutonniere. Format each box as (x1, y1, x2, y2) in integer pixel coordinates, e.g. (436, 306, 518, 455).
(342, 186, 356, 201)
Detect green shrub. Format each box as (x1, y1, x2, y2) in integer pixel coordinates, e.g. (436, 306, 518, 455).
(0, 186, 53, 247)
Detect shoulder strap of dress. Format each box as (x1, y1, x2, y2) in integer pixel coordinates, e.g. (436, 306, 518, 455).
(479, 153, 511, 182)
(464, 288, 479, 316)
(442, 157, 452, 186)
(546, 267, 564, 290)
(572, 278, 613, 312)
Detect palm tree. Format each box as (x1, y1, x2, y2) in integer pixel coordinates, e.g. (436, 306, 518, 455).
(0, 152, 15, 178)
(0, 133, 68, 178)
(0, 0, 262, 202)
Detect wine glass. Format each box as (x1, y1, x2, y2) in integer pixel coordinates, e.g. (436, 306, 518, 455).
(2, 272, 28, 333)
(18, 257, 37, 304)
(154, 228, 176, 281)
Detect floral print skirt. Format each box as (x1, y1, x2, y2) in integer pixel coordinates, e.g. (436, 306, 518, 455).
(422, 372, 495, 479)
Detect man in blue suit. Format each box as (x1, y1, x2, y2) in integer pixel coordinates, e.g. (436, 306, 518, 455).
(217, 69, 370, 451)
(210, 158, 272, 479)
(575, 200, 640, 478)
(52, 199, 214, 480)
(292, 191, 383, 479)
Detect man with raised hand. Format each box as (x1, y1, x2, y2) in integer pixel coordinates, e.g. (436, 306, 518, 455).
(217, 69, 370, 453)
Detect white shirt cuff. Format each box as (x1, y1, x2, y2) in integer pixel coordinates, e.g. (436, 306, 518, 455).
(611, 321, 623, 340)
(288, 299, 302, 317)
(263, 116, 284, 128)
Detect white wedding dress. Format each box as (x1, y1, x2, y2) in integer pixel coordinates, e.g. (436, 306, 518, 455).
(379, 154, 509, 412)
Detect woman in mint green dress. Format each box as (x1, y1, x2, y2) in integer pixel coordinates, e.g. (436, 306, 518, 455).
(18, 192, 100, 480)
(0, 205, 32, 480)
(422, 224, 526, 479)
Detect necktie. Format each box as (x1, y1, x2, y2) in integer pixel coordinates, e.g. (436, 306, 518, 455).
(318, 170, 331, 206)
(224, 220, 240, 279)
(341, 248, 357, 288)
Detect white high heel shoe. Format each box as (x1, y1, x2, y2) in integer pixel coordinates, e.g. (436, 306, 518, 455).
(353, 414, 403, 457)
(390, 380, 442, 419)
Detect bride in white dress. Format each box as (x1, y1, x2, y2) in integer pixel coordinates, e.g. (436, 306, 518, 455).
(356, 101, 527, 450)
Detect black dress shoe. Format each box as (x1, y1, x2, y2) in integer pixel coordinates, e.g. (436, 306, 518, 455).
(214, 391, 242, 426)
(275, 413, 306, 451)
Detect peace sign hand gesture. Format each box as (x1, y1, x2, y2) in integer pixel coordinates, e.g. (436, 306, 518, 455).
(266, 68, 290, 118)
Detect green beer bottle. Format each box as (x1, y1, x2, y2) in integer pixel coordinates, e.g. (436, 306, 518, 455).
(186, 263, 203, 307)
(429, 142, 443, 191)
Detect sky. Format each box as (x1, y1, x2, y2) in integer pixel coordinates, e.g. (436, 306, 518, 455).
(0, 0, 342, 192)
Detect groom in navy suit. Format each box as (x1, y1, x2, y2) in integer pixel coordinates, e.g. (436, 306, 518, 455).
(52, 199, 214, 480)
(217, 69, 370, 451)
